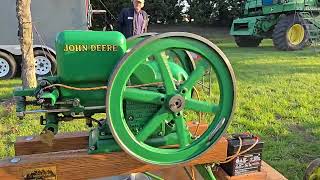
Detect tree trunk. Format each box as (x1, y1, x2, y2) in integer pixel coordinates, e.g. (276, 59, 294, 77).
(16, 0, 37, 88)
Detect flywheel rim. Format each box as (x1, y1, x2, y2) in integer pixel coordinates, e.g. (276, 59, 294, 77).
(126, 32, 196, 74)
(106, 32, 236, 165)
(126, 33, 158, 49)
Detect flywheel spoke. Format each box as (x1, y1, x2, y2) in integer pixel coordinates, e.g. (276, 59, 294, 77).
(174, 115, 190, 148)
(136, 108, 172, 142)
(179, 60, 208, 93)
(185, 98, 220, 114)
(154, 52, 177, 95)
(124, 87, 165, 105)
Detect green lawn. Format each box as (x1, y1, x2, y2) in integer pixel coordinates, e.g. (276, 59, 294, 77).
(1, 28, 320, 179)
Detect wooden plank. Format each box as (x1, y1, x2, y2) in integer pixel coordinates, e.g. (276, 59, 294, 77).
(137, 160, 288, 180)
(0, 137, 227, 180)
(149, 166, 204, 180)
(214, 166, 267, 180)
(15, 132, 88, 156)
(213, 161, 288, 180)
(14, 122, 208, 156)
(262, 161, 287, 180)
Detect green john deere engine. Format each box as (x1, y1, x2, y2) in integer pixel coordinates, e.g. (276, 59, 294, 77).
(230, 0, 320, 50)
(14, 31, 236, 167)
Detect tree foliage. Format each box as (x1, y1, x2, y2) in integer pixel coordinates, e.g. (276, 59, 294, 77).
(144, 0, 184, 24)
(187, 0, 242, 25)
(186, 0, 215, 24)
(90, 0, 242, 26)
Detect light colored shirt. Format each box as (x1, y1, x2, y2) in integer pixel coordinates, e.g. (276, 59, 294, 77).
(133, 11, 144, 36)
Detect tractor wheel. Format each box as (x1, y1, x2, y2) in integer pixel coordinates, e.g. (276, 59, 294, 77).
(234, 36, 263, 47)
(272, 14, 309, 51)
(106, 32, 236, 165)
(34, 50, 57, 77)
(305, 158, 320, 180)
(0, 51, 17, 80)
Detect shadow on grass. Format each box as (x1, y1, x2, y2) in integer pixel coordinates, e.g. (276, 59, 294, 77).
(233, 63, 320, 82)
(221, 46, 320, 56)
(0, 84, 20, 89)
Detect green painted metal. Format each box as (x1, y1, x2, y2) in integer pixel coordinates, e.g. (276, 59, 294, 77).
(15, 96, 26, 113)
(130, 61, 189, 85)
(55, 31, 127, 108)
(44, 113, 59, 134)
(300, 12, 320, 29)
(127, 33, 195, 75)
(126, 33, 158, 49)
(40, 89, 59, 106)
(143, 172, 164, 180)
(88, 125, 180, 154)
(195, 164, 217, 180)
(230, 17, 259, 36)
(230, 16, 278, 37)
(88, 127, 122, 154)
(13, 31, 236, 170)
(259, 16, 279, 32)
(56, 30, 126, 83)
(59, 82, 106, 107)
(300, 12, 320, 44)
(230, 0, 320, 45)
(124, 89, 165, 105)
(107, 32, 236, 165)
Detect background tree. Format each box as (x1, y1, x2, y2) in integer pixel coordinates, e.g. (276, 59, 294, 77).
(90, 0, 241, 27)
(163, 0, 184, 24)
(186, 0, 242, 25)
(214, 0, 242, 25)
(16, 0, 37, 88)
(186, 0, 215, 24)
(91, 0, 186, 25)
(143, 0, 184, 24)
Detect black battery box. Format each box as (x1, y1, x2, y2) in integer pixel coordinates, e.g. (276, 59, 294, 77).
(220, 133, 264, 176)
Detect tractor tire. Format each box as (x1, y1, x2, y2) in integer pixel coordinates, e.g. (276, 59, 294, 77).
(34, 50, 57, 77)
(0, 51, 17, 80)
(304, 158, 320, 180)
(272, 14, 309, 51)
(234, 36, 263, 47)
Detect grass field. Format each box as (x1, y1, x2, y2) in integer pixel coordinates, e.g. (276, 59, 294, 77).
(1, 26, 320, 179)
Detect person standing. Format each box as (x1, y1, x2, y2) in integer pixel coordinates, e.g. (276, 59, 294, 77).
(118, 0, 149, 38)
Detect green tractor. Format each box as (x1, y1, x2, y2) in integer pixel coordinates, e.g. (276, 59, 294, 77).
(230, 0, 320, 50)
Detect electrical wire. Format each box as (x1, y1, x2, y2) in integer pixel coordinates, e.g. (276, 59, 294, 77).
(220, 137, 259, 164)
(33, 23, 54, 76)
(43, 80, 186, 90)
(43, 82, 168, 91)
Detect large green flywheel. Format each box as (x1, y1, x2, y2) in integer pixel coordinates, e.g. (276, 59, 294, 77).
(126, 33, 196, 74)
(106, 32, 236, 165)
(126, 33, 158, 49)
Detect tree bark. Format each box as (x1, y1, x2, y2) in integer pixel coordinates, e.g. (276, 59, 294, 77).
(16, 0, 37, 88)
